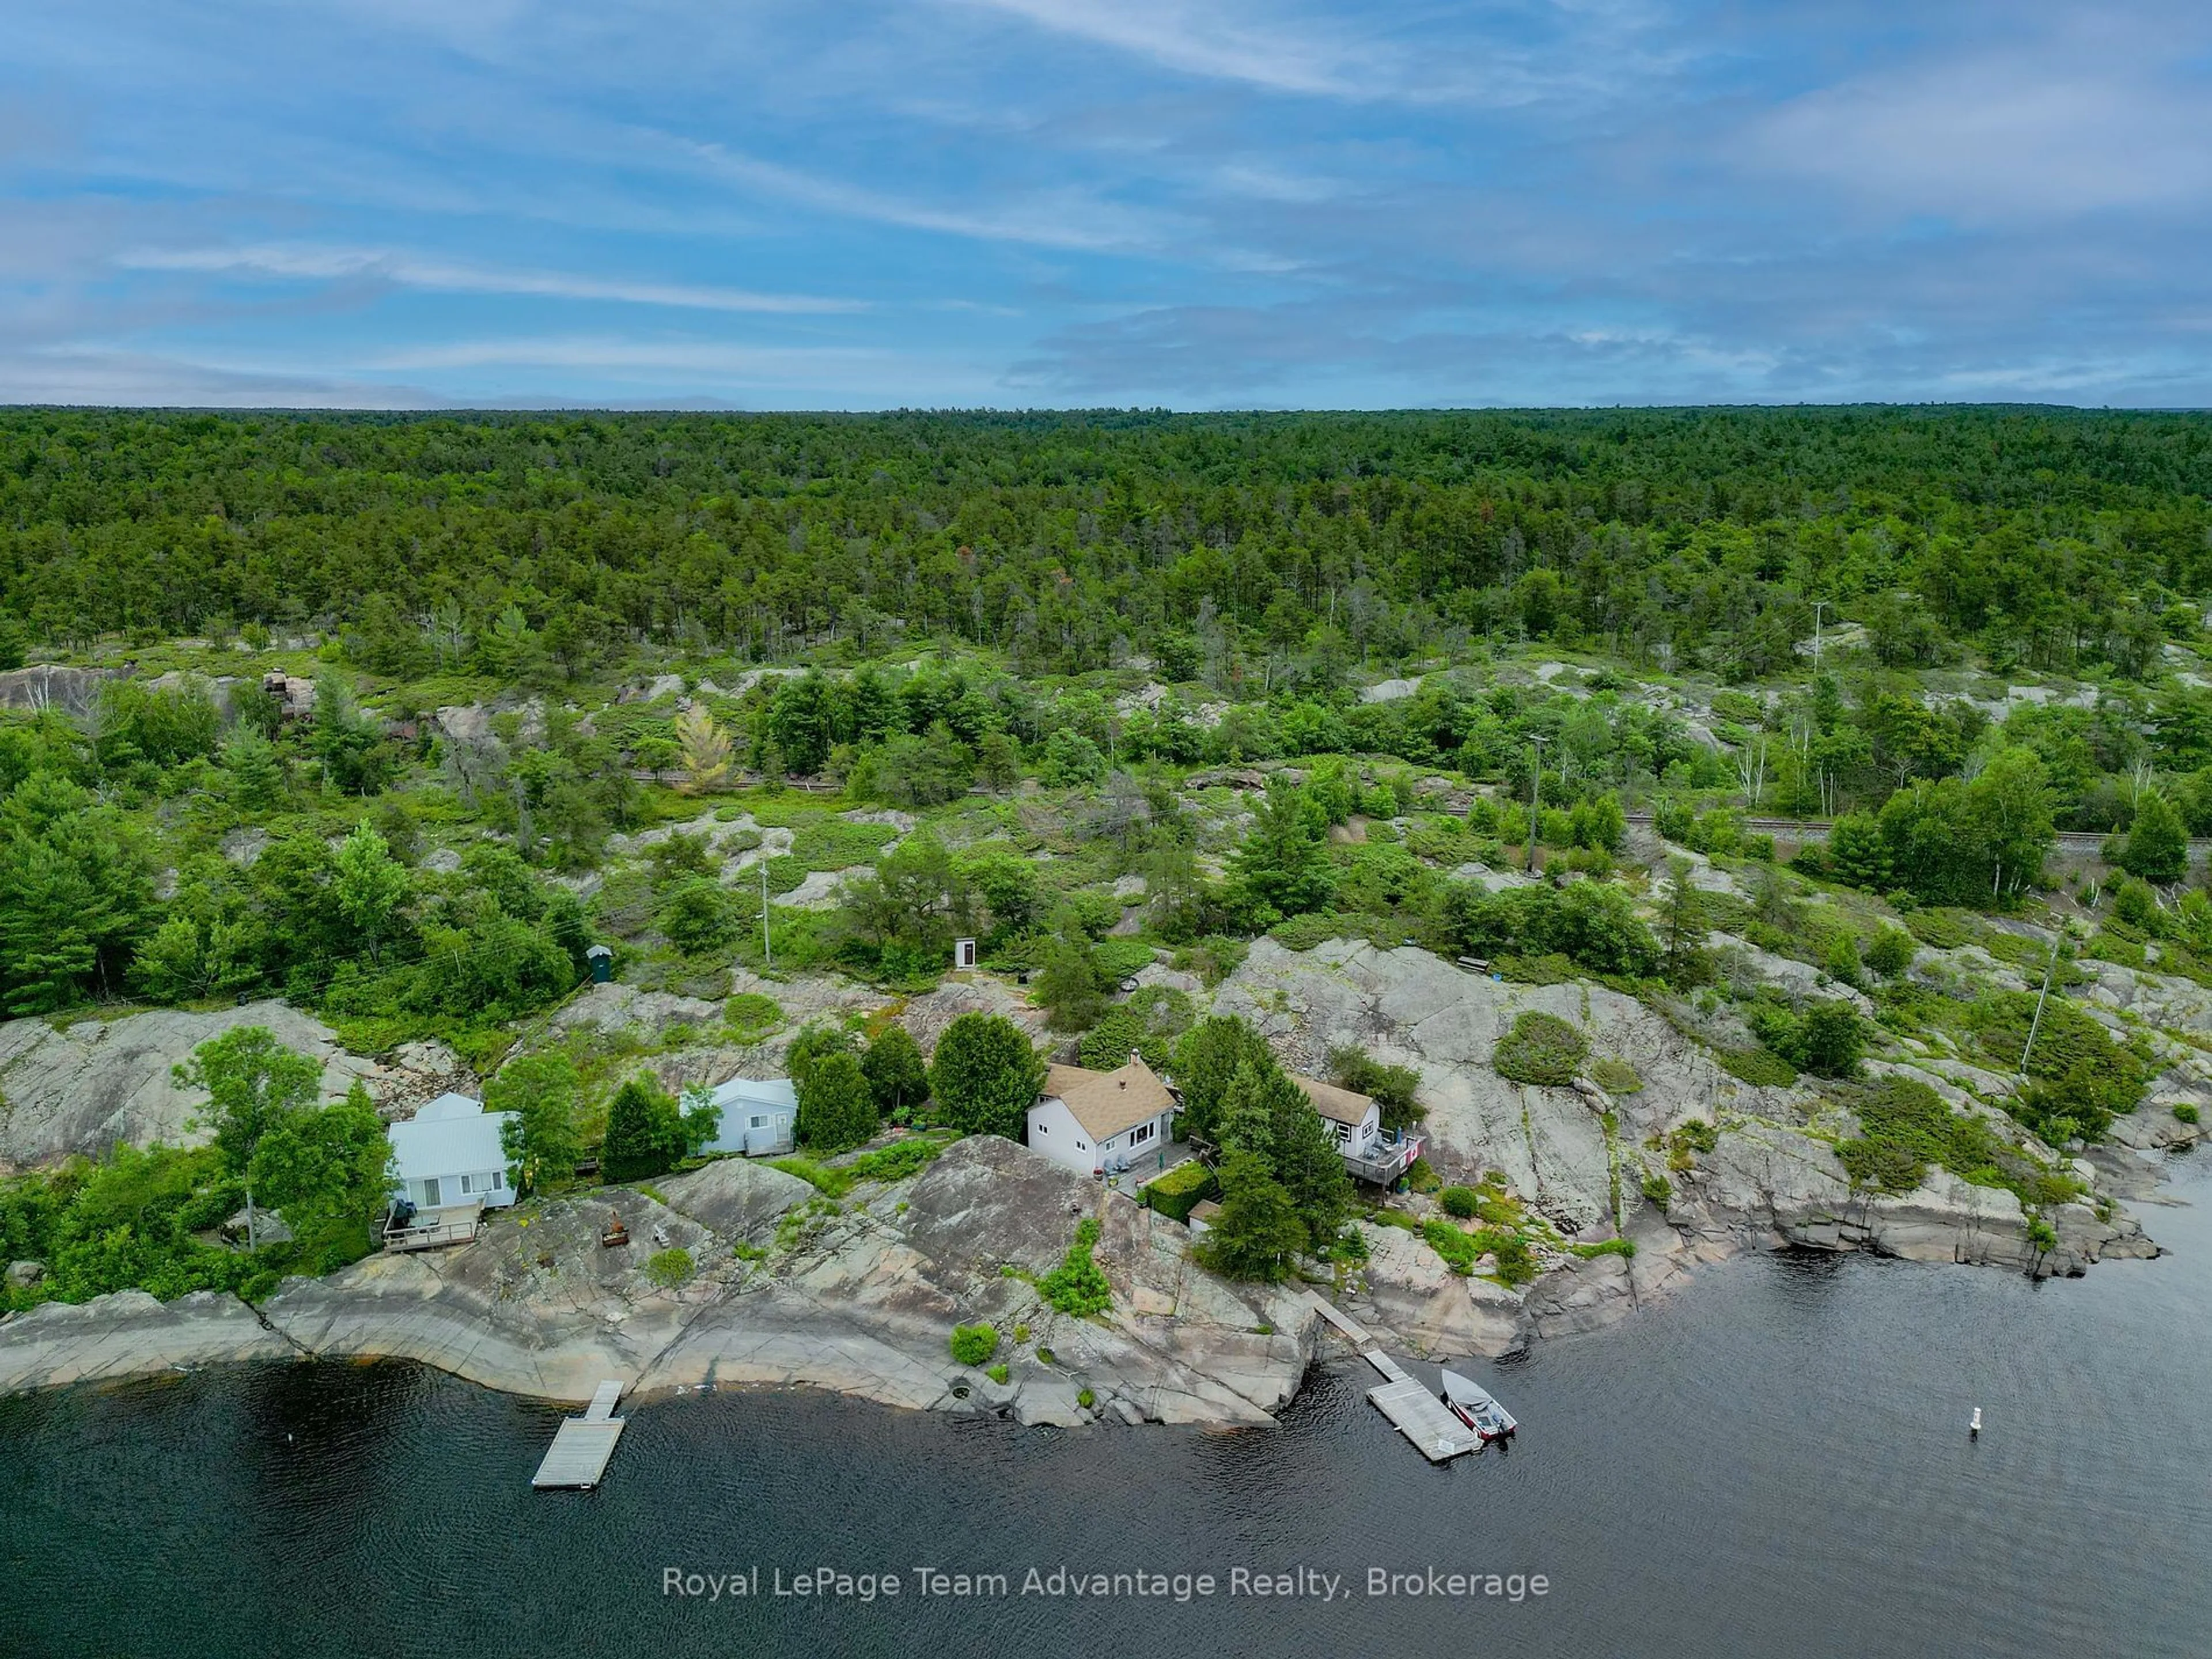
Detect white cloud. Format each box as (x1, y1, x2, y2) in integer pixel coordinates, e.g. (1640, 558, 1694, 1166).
(942, 0, 1395, 98)
(367, 334, 1005, 395)
(669, 137, 1179, 253)
(118, 244, 866, 314)
(1754, 46, 2212, 220)
(0, 345, 446, 408)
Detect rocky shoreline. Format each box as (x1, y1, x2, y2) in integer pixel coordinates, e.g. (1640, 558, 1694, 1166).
(3, 934, 2202, 1426)
(0, 1139, 1319, 1423)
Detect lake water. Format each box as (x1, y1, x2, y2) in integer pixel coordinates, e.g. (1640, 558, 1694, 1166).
(7, 1155, 2212, 1659)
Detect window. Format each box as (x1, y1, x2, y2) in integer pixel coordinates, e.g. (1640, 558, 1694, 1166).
(1034, 1122, 1048, 1135)
(1130, 1120, 1156, 1146)
(460, 1173, 474, 1195)
(488, 1171, 503, 1191)
(751, 1115, 770, 1130)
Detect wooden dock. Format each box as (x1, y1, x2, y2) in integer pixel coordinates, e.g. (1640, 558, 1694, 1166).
(1302, 1292, 1486, 1464)
(532, 1380, 628, 1490)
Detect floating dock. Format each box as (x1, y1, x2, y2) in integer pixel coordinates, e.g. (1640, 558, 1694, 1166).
(1303, 1292, 1486, 1463)
(532, 1380, 628, 1490)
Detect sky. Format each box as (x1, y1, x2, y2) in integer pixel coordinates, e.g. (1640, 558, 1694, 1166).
(2, 1, 2210, 410)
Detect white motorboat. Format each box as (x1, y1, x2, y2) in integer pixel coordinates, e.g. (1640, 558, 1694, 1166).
(1440, 1368, 1518, 1441)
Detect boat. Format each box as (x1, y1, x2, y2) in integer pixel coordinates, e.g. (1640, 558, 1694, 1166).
(1440, 1369, 1517, 1440)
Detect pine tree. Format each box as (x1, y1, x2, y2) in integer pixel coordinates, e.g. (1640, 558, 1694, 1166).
(1194, 1150, 1308, 1282)
(490, 1054, 584, 1193)
(927, 1013, 1045, 1139)
(860, 1024, 928, 1115)
(601, 1073, 684, 1181)
(674, 705, 732, 792)
(796, 1051, 877, 1152)
(2122, 790, 2188, 885)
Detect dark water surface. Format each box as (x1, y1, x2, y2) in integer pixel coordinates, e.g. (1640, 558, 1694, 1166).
(7, 1157, 2212, 1659)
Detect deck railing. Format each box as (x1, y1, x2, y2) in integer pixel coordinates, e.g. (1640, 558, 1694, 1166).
(382, 1216, 481, 1252)
(1342, 1131, 1423, 1187)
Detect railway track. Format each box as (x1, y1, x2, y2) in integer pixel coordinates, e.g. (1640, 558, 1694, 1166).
(1621, 811, 2203, 854)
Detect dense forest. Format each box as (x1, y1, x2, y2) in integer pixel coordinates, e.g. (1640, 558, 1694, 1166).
(5, 406, 2211, 680)
(3, 405, 2210, 1304)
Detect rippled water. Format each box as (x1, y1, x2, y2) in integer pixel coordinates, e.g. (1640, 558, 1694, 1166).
(7, 1156, 2212, 1659)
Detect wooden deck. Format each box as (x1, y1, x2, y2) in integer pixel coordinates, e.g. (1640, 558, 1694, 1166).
(532, 1380, 628, 1490)
(382, 1217, 480, 1252)
(1302, 1292, 1486, 1463)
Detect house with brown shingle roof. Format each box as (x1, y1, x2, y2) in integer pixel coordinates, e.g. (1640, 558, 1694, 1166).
(1025, 1055, 1177, 1177)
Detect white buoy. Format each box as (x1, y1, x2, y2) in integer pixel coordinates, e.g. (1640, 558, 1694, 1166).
(1970, 1407, 1982, 1437)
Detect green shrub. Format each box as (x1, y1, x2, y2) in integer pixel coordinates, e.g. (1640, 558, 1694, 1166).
(1641, 1170, 1672, 1205)
(1836, 1077, 2007, 1195)
(949, 1322, 1000, 1366)
(1139, 1160, 1218, 1222)
(1421, 1217, 1480, 1275)
(1077, 1387, 1096, 1410)
(724, 991, 783, 1040)
(1569, 1237, 1637, 1260)
(1863, 925, 1918, 980)
(1090, 937, 1158, 983)
(1903, 908, 1979, 950)
(1438, 1185, 1480, 1219)
(2176, 1103, 2202, 1126)
(645, 1247, 695, 1288)
(788, 819, 897, 871)
(1037, 1217, 1113, 1317)
(1404, 1155, 1441, 1193)
(1590, 1057, 1643, 1094)
(1715, 1046, 1797, 1088)
(1480, 1229, 1538, 1286)
(1497, 952, 1576, 985)
(845, 1135, 946, 1185)
(2027, 1216, 2059, 1252)
(1968, 991, 2147, 1143)
(986, 1363, 1011, 1385)
(1493, 1011, 1588, 1086)
(1666, 1120, 1719, 1173)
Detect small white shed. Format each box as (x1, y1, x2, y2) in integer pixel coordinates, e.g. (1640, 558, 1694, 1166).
(696, 1076, 798, 1157)
(388, 1092, 518, 1215)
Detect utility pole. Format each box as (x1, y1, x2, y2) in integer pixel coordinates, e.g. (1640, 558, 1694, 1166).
(1528, 734, 1549, 874)
(2020, 904, 2085, 1082)
(760, 857, 772, 968)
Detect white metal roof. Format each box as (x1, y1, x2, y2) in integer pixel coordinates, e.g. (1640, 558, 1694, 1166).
(389, 1093, 516, 1180)
(705, 1075, 796, 1114)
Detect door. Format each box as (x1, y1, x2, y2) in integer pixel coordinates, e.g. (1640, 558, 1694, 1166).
(421, 1177, 442, 1209)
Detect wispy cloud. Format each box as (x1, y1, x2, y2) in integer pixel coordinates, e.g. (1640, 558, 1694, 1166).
(665, 136, 1177, 255)
(119, 244, 866, 314)
(3, 0, 2211, 407)
(942, 0, 1402, 99)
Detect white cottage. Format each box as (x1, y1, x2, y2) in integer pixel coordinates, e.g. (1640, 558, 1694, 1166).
(696, 1076, 798, 1157)
(1291, 1074, 1422, 1185)
(387, 1092, 518, 1221)
(1025, 1056, 1177, 1177)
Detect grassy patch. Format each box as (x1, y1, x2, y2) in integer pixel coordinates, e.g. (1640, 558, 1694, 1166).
(1493, 1010, 1588, 1086)
(1714, 1046, 1797, 1088)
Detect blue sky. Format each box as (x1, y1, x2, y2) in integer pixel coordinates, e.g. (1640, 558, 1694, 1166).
(3, 1, 2209, 409)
